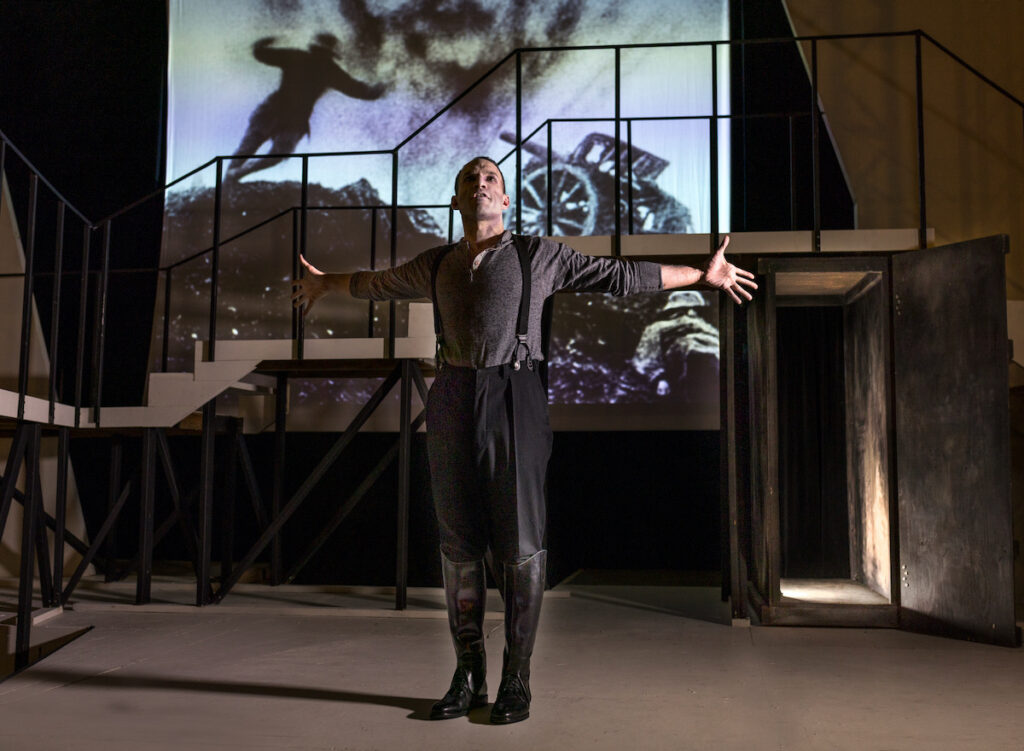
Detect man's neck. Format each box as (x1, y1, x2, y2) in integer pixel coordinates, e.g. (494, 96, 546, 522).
(460, 218, 505, 252)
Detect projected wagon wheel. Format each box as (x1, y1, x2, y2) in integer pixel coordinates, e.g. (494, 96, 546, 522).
(518, 163, 598, 236)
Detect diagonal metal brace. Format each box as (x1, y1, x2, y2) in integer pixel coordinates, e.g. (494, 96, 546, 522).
(213, 362, 403, 602)
(284, 408, 427, 584)
(61, 478, 133, 604)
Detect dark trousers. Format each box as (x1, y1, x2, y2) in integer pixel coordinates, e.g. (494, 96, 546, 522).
(426, 364, 552, 565)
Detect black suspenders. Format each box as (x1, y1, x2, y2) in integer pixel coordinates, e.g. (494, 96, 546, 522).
(430, 234, 535, 370)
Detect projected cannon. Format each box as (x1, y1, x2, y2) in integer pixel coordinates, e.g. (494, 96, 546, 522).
(500, 131, 694, 237)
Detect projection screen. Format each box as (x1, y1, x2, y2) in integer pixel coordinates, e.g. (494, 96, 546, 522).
(157, 0, 730, 430)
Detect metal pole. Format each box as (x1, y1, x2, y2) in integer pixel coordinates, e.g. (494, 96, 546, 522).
(369, 206, 378, 337)
(104, 437, 122, 582)
(53, 426, 69, 596)
(291, 208, 299, 346)
(915, 32, 927, 249)
(516, 51, 523, 234)
(789, 115, 796, 230)
(271, 374, 287, 585)
(395, 360, 412, 610)
(626, 120, 634, 235)
(136, 428, 156, 605)
(15, 424, 42, 671)
(546, 120, 553, 237)
(208, 158, 222, 360)
(298, 157, 308, 359)
(710, 43, 719, 249)
(161, 266, 172, 372)
(196, 398, 216, 605)
(92, 222, 112, 425)
(739, 20, 748, 232)
(389, 151, 399, 358)
(30, 441, 54, 607)
(220, 419, 240, 584)
(17, 174, 38, 422)
(74, 225, 91, 427)
(811, 38, 821, 252)
(614, 47, 621, 255)
(49, 201, 66, 423)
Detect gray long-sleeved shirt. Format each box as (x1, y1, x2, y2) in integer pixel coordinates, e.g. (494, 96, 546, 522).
(350, 230, 663, 368)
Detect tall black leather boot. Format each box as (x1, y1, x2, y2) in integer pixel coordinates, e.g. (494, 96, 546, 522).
(430, 552, 488, 720)
(490, 549, 546, 725)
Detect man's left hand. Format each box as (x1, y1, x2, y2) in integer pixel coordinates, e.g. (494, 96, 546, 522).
(703, 236, 758, 304)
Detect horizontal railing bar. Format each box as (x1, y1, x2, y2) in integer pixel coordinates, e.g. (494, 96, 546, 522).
(0, 128, 92, 224)
(508, 31, 919, 55)
(164, 206, 295, 270)
(0, 267, 158, 279)
(221, 148, 395, 161)
(396, 53, 517, 149)
(94, 156, 219, 225)
(301, 203, 450, 211)
(8, 31, 1017, 236)
(920, 31, 1024, 108)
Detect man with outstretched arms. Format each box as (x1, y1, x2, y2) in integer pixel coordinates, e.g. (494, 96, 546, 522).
(292, 156, 756, 725)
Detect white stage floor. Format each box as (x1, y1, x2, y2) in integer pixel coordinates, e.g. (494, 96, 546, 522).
(0, 576, 1022, 751)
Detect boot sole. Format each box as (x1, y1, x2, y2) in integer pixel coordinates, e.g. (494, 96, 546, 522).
(429, 695, 488, 720)
(490, 709, 529, 724)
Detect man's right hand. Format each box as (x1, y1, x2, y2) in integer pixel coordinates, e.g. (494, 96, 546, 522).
(291, 255, 330, 317)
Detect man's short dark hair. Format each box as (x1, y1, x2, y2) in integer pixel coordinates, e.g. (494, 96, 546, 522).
(454, 156, 505, 194)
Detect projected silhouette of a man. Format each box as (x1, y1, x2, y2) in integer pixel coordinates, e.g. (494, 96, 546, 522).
(226, 33, 385, 181)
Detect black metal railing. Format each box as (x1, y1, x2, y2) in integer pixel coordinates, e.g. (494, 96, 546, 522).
(0, 30, 1021, 428)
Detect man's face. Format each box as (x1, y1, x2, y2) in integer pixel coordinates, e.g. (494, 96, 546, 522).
(451, 158, 509, 221)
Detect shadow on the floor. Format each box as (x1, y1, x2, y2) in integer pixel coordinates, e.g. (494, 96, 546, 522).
(550, 571, 731, 625)
(20, 667, 439, 720)
(0, 626, 93, 683)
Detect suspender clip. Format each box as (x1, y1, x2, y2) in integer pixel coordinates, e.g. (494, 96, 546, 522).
(512, 334, 533, 371)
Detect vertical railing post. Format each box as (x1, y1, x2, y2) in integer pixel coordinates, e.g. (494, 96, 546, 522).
(297, 156, 308, 359)
(103, 437, 122, 581)
(626, 119, 634, 235)
(220, 419, 240, 584)
(17, 174, 38, 422)
(49, 201, 66, 424)
(614, 47, 622, 255)
(710, 43, 720, 249)
(915, 32, 927, 249)
(196, 398, 215, 605)
(208, 158, 223, 361)
(271, 374, 287, 585)
(91, 221, 112, 425)
(53, 426, 70, 598)
(389, 150, 399, 357)
(395, 360, 412, 610)
(811, 38, 821, 252)
(369, 206, 378, 337)
(546, 120, 553, 237)
(15, 424, 42, 671)
(74, 225, 91, 427)
(161, 266, 172, 372)
(515, 51, 523, 235)
(291, 208, 300, 346)
(136, 428, 156, 605)
(788, 115, 797, 230)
